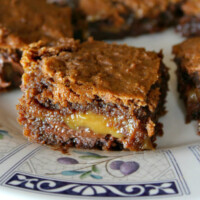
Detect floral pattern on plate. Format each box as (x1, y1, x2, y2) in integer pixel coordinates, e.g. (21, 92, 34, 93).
(47, 151, 140, 180)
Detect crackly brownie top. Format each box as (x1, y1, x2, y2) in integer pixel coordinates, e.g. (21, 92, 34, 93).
(182, 0, 200, 16)
(79, 0, 182, 22)
(21, 38, 162, 107)
(0, 0, 73, 49)
(173, 37, 200, 73)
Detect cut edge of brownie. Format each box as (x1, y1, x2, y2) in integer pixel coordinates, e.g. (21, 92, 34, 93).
(176, 16, 200, 37)
(173, 38, 200, 135)
(0, 48, 23, 91)
(174, 57, 200, 122)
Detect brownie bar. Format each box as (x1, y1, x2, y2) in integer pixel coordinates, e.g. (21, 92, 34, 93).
(173, 37, 200, 134)
(17, 38, 169, 151)
(177, 0, 200, 37)
(0, 0, 73, 91)
(74, 0, 183, 40)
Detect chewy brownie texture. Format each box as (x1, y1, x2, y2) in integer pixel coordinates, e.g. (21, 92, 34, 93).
(73, 0, 183, 40)
(17, 38, 169, 151)
(173, 37, 200, 134)
(0, 0, 73, 91)
(177, 0, 200, 37)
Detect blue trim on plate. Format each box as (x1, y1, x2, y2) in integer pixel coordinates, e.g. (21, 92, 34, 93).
(5, 173, 179, 197)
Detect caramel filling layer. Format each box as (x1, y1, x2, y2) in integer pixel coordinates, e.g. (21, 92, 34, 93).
(64, 112, 125, 138)
(64, 112, 154, 150)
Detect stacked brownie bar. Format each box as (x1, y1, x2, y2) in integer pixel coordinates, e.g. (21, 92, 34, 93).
(0, 0, 73, 91)
(177, 0, 200, 37)
(74, 0, 183, 39)
(173, 37, 200, 133)
(17, 38, 169, 151)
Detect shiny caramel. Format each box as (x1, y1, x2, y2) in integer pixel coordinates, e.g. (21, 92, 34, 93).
(64, 112, 123, 138)
(64, 112, 122, 138)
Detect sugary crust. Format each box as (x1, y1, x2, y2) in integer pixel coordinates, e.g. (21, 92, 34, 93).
(173, 37, 200, 74)
(182, 0, 200, 16)
(0, 0, 73, 49)
(21, 38, 162, 108)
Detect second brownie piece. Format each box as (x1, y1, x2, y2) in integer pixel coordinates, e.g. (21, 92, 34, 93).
(17, 38, 169, 151)
(173, 37, 200, 134)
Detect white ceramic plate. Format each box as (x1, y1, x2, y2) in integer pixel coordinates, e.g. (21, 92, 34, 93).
(0, 29, 200, 200)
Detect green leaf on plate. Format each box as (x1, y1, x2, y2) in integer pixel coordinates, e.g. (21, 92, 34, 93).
(90, 174, 103, 180)
(0, 134, 3, 140)
(0, 130, 11, 138)
(80, 171, 91, 179)
(92, 165, 100, 173)
(61, 170, 86, 176)
(73, 150, 105, 157)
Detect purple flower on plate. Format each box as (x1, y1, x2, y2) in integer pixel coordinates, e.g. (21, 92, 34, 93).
(110, 161, 124, 170)
(120, 161, 139, 175)
(57, 157, 79, 165)
(109, 160, 139, 176)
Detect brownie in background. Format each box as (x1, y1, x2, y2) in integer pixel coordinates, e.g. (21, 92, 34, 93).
(0, 0, 73, 91)
(177, 0, 200, 37)
(75, 0, 183, 40)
